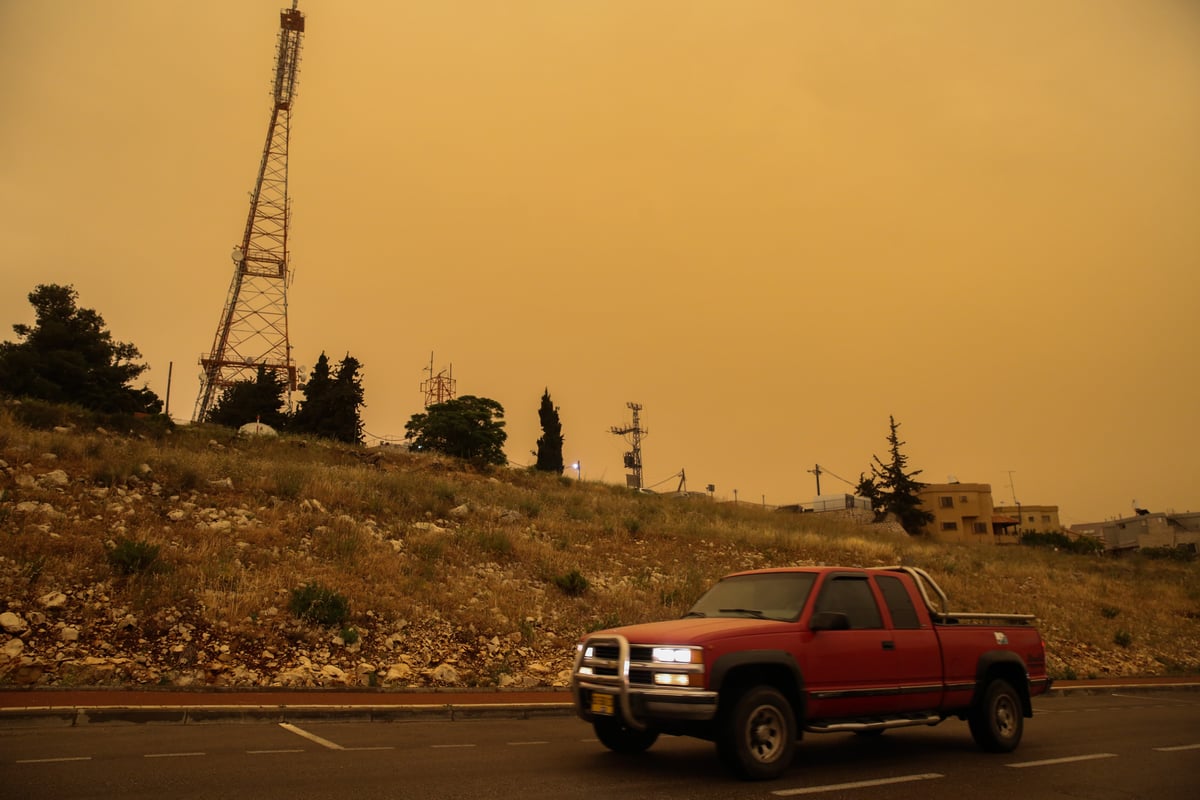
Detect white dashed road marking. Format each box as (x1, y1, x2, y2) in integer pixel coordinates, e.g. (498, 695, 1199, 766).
(1154, 744, 1200, 752)
(16, 757, 93, 764)
(279, 722, 345, 750)
(772, 773, 944, 796)
(144, 752, 206, 759)
(1006, 753, 1117, 768)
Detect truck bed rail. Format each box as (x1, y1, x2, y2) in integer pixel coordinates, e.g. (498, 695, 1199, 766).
(882, 566, 1036, 625)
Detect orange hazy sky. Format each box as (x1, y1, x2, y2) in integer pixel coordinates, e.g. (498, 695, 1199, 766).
(2, 1, 1197, 525)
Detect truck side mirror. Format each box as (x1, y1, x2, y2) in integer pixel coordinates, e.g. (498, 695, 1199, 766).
(810, 611, 851, 632)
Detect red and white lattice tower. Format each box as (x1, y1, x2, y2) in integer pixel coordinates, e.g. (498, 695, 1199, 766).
(193, 2, 305, 422)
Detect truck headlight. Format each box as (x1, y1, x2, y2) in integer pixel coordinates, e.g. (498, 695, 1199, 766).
(652, 647, 696, 664)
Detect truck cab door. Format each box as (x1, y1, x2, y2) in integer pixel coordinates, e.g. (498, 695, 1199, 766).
(874, 574, 944, 712)
(802, 573, 895, 719)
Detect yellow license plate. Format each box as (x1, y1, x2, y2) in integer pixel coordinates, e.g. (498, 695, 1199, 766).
(590, 692, 615, 715)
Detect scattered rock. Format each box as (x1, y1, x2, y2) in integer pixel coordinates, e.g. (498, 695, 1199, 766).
(1, 612, 29, 634)
(37, 469, 70, 486)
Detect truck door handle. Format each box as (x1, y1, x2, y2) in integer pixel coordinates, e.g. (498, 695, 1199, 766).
(882, 641, 895, 650)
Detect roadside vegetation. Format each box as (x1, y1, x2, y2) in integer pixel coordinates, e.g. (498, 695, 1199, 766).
(1, 400, 1197, 687)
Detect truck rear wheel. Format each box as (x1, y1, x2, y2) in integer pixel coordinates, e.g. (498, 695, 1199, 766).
(717, 686, 796, 781)
(593, 717, 659, 754)
(969, 678, 1023, 752)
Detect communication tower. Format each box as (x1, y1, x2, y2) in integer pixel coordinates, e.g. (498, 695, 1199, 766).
(610, 401, 648, 490)
(420, 353, 457, 407)
(193, 2, 306, 422)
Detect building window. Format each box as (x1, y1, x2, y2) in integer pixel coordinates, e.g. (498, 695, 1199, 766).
(939, 497, 954, 509)
(942, 522, 959, 532)
(974, 522, 989, 534)
(1041, 515, 1051, 523)
(960, 496, 968, 503)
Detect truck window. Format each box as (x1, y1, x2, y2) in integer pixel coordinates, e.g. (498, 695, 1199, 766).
(687, 572, 817, 622)
(875, 575, 921, 629)
(813, 576, 882, 629)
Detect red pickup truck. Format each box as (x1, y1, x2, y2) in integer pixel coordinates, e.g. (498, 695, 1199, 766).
(571, 566, 1050, 780)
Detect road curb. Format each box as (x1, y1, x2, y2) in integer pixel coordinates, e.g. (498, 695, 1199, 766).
(0, 702, 576, 729)
(2, 682, 1195, 729)
(1046, 681, 1200, 697)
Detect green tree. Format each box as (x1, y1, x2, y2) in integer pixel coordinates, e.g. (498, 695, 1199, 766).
(0, 283, 161, 413)
(291, 352, 333, 433)
(291, 352, 366, 444)
(868, 415, 934, 535)
(855, 472, 883, 522)
(206, 366, 288, 429)
(327, 354, 365, 444)
(405, 395, 507, 465)
(533, 388, 564, 474)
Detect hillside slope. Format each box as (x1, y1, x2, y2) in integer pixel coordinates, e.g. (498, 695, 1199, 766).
(1, 402, 1197, 689)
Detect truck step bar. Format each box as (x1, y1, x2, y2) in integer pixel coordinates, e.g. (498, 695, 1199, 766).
(806, 713, 943, 734)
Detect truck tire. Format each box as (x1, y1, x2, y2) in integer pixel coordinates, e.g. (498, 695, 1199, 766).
(969, 678, 1023, 752)
(593, 717, 659, 754)
(717, 686, 796, 781)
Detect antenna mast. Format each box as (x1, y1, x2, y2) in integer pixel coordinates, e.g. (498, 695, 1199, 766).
(193, 2, 306, 422)
(420, 352, 457, 407)
(610, 401, 647, 490)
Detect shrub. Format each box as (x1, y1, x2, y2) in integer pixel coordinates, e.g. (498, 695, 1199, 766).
(1020, 531, 1104, 555)
(107, 538, 161, 576)
(553, 569, 589, 597)
(340, 626, 360, 645)
(1100, 605, 1120, 619)
(1114, 630, 1133, 648)
(288, 582, 350, 627)
(1140, 546, 1197, 562)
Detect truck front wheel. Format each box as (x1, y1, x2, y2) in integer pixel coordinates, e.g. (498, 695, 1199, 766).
(593, 717, 659, 754)
(717, 686, 796, 781)
(969, 678, 1023, 752)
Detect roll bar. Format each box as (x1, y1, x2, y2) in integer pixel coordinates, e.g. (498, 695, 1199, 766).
(882, 565, 1036, 625)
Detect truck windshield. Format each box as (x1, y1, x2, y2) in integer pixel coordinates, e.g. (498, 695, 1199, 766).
(686, 572, 817, 622)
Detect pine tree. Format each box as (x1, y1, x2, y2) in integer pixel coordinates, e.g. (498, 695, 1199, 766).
(869, 415, 934, 535)
(292, 352, 365, 444)
(327, 354, 365, 444)
(291, 352, 332, 434)
(0, 284, 161, 414)
(533, 388, 565, 474)
(206, 367, 288, 429)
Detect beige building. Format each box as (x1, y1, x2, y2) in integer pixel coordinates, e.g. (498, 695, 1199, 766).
(1070, 512, 1200, 553)
(994, 504, 1063, 535)
(918, 483, 998, 544)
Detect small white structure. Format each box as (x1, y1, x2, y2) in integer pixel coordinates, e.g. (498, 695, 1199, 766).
(238, 421, 278, 437)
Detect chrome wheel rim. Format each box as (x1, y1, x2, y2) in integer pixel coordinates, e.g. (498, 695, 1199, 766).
(746, 704, 785, 763)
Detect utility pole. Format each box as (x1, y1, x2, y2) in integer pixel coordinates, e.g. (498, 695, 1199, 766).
(808, 463, 823, 496)
(610, 401, 647, 490)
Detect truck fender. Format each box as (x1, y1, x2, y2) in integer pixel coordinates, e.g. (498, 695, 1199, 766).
(973, 650, 1033, 716)
(710, 650, 806, 719)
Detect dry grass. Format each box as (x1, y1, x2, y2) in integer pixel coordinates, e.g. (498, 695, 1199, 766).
(1, 401, 1197, 684)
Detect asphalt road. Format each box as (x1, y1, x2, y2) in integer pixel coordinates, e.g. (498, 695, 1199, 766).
(1, 691, 1197, 799)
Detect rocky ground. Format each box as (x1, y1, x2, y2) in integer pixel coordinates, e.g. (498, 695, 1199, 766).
(0, 450, 577, 692)
(2, 424, 1196, 691)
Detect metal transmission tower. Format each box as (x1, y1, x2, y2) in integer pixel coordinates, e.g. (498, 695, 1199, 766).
(420, 353, 456, 407)
(193, 2, 306, 422)
(610, 402, 648, 490)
